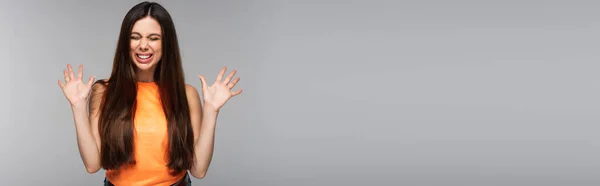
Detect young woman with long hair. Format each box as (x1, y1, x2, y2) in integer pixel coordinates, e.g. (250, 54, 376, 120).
(58, 2, 242, 185)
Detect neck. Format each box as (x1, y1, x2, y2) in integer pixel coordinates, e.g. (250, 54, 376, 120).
(136, 69, 155, 82)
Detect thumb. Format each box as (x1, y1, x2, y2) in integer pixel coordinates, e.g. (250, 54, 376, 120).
(86, 76, 96, 87)
(198, 75, 208, 90)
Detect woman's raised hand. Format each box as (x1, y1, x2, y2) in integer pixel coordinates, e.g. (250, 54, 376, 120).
(58, 64, 96, 107)
(197, 66, 242, 112)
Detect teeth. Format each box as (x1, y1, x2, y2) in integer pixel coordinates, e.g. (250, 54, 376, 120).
(137, 54, 151, 59)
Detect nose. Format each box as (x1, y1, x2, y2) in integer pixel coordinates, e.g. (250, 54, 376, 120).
(139, 39, 149, 51)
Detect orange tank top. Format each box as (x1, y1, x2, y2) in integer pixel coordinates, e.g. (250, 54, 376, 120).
(105, 81, 186, 186)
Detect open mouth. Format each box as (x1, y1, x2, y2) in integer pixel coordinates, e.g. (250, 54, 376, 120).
(137, 54, 153, 59)
(135, 53, 154, 63)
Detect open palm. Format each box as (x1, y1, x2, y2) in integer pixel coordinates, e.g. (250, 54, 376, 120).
(198, 67, 242, 111)
(58, 64, 96, 107)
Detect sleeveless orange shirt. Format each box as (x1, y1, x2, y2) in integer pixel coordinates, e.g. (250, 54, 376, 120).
(105, 81, 186, 186)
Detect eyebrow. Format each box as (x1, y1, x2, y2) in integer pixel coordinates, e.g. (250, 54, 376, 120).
(131, 32, 162, 37)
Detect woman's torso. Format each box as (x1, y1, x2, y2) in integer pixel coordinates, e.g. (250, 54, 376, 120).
(105, 82, 186, 186)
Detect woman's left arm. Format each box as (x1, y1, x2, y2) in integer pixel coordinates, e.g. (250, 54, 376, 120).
(186, 67, 242, 179)
(185, 84, 214, 179)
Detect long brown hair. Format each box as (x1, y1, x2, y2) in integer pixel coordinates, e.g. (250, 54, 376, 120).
(94, 1, 194, 175)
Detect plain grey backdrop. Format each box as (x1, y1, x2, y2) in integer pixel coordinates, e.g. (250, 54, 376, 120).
(4, 0, 600, 185)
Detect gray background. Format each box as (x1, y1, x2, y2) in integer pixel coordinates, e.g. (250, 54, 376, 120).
(3, 0, 600, 185)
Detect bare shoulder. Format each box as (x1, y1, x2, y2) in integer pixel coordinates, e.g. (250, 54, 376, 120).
(185, 84, 202, 106)
(90, 80, 108, 98)
(185, 84, 198, 94)
(92, 80, 107, 92)
(89, 79, 108, 110)
(185, 84, 203, 132)
(92, 79, 108, 89)
(185, 84, 200, 100)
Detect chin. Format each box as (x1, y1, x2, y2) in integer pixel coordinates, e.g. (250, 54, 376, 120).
(133, 62, 158, 71)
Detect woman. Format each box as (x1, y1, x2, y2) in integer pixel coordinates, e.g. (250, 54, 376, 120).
(57, 2, 242, 185)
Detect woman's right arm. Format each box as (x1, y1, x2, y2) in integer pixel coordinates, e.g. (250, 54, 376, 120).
(71, 83, 103, 173)
(58, 64, 102, 173)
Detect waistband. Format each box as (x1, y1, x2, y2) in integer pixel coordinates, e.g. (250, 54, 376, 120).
(104, 172, 191, 186)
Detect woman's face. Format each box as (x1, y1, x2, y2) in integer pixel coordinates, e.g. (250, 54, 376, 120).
(130, 16, 162, 72)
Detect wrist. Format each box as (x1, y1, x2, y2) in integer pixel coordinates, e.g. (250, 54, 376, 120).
(202, 103, 220, 113)
(71, 102, 87, 111)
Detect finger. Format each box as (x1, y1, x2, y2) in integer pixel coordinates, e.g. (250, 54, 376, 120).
(198, 75, 208, 90)
(223, 69, 236, 84)
(228, 77, 240, 89)
(63, 69, 70, 82)
(67, 64, 74, 80)
(78, 64, 83, 80)
(58, 80, 65, 88)
(87, 76, 96, 87)
(215, 66, 227, 83)
(231, 89, 243, 97)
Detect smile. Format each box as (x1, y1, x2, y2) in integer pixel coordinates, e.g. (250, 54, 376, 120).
(137, 54, 153, 59)
(135, 53, 154, 63)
